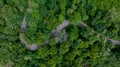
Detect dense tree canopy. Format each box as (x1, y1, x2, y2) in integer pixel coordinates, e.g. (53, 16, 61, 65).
(0, 0, 120, 67)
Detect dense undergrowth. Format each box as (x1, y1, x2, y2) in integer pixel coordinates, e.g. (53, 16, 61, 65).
(0, 0, 120, 67)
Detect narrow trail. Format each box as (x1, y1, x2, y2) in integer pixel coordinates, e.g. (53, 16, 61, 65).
(19, 16, 120, 51)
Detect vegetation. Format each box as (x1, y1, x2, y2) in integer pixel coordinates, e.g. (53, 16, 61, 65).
(0, 0, 120, 67)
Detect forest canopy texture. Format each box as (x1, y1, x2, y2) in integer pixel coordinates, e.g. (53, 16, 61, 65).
(0, 0, 120, 67)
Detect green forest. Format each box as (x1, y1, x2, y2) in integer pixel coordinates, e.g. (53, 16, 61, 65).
(0, 0, 120, 67)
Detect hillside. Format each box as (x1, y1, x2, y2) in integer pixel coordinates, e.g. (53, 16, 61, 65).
(0, 0, 120, 67)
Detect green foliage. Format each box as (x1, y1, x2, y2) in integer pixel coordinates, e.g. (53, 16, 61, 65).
(68, 26, 79, 41)
(0, 0, 120, 67)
